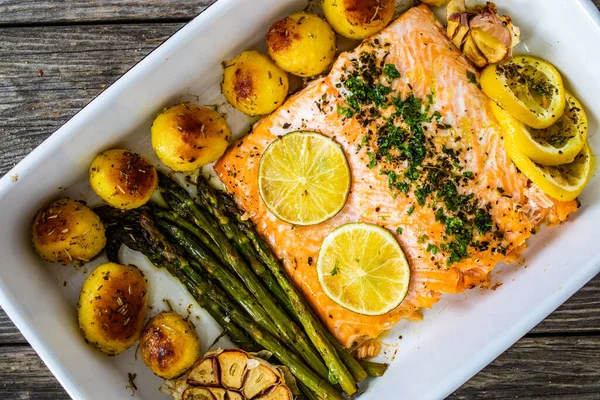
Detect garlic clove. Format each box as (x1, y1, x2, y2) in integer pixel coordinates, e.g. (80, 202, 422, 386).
(448, 13, 471, 48)
(471, 28, 509, 64)
(463, 35, 488, 68)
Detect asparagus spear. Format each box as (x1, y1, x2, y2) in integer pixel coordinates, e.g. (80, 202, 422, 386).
(151, 208, 227, 265)
(196, 177, 365, 389)
(157, 173, 333, 385)
(135, 214, 345, 400)
(140, 214, 280, 341)
(104, 222, 259, 352)
(200, 185, 394, 381)
(358, 360, 389, 377)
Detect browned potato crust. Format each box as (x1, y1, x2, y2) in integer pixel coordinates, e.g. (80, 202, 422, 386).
(78, 263, 148, 355)
(89, 149, 158, 210)
(140, 312, 201, 379)
(322, 0, 395, 39)
(31, 198, 106, 264)
(222, 51, 289, 116)
(266, 12, 336, 77)
(151, 103, 231, 172)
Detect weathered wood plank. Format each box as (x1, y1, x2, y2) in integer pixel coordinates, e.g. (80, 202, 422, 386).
(2, 0, 599, 26)
(451, 336, 600, 399)
(1, 275, 596, 345)
(1, 336, 598, 400)
(531, 274, 600, 334)
(0, 346, 67, 399)
(0, 23, 183, 176)
(0, 310, 25, 344)
(0, 0, 212, 26)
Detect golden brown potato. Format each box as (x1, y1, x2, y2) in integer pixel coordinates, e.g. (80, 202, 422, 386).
(222, 51, 289, 116)
(152, 103, 231, 172)
(322, 0, 395, 39)
(31, 198, 105, 264)
(89, 149, 157, 210)
(140, 312, 200, 379)
(266, 12, 336, 77)
(78, 262, 148, 355)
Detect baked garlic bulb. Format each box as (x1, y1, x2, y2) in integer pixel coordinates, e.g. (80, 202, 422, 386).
(161, 349, 294, 400)
(446, 0, 520, 68)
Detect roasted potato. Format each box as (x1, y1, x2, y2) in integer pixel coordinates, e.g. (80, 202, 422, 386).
(89, 149, 158, 210)
(140, 312, 201, 379)
(266, 12, 336, 77)
(222, 50, 289, 116)
(78, 262, 148, 355)
(31, 198, 105, 264)
(322, 0, 395, 39)
(152, 103, 231, 172)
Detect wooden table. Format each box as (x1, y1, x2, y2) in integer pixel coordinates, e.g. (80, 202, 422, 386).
(0, 1, 599, 398)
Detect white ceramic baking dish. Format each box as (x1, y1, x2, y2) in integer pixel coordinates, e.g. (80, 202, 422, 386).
(0, 0, 598, 399)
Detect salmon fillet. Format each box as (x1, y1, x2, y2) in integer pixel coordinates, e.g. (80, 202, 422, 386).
(215, 5, 578, 348)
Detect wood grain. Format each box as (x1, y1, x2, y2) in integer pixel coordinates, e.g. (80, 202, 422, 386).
(0, 0, 209, 26)
(0, 23, 182, 176)
(0, 336, 598, 400)
(0, 1, 599, 399)
(2, 0, 599, 26)
(452, 336, 600, 399)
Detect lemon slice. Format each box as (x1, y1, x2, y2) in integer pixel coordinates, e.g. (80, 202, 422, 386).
(492, 101, 593, 201)
(492, 91, 587, 166)
(481, 55, 566, 129)
(317, 223, 410, 316)
(258, 131, 351, 225)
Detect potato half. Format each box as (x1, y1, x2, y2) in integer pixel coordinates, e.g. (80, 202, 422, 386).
(322, 0, 395, 39)
(31, 198, 106, 264)
(140, 312, 201, 379)
(78, 262, 148, 355)
(89, 149, 158, 210)
(222, 51, 289, 116)
(152, 103, 231, 172)
(266, 12, 336, 77)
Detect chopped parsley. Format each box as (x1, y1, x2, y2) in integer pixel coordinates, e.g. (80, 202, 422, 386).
(396, 227, 403, 235)
(426, 244, 439, 255)
(336, 51, 501, 265)
(383, 63, 401, 82)
(467, 71, 478, 84)
(337, 105, 354, 118)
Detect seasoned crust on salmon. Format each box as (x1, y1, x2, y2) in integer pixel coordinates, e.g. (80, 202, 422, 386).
(215, 5, 578, 348)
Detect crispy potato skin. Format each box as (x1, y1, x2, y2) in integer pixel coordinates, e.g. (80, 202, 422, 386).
(89, 149, 157, 210)
(266, 12, 336, 77)
(151, 103, 231, 172)
(31, 198, 105, 264)
(78, 263, 148, 355)
(322, 0, 395, 39)
(140, 312, 200, 379)
(222, 51, 289, 116)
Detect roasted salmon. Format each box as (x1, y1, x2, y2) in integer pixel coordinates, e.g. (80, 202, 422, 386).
(215, 5, 578, 348)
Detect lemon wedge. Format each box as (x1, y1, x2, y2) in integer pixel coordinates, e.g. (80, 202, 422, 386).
(492, 101, 593, 201)
(317, 223, 410, 316)
(258, 131, 351, 226)
(492, 91, 587, 166)
(481, 55, 566, 129)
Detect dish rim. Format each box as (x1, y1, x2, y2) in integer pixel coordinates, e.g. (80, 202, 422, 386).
(0, 1, 598, 399)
